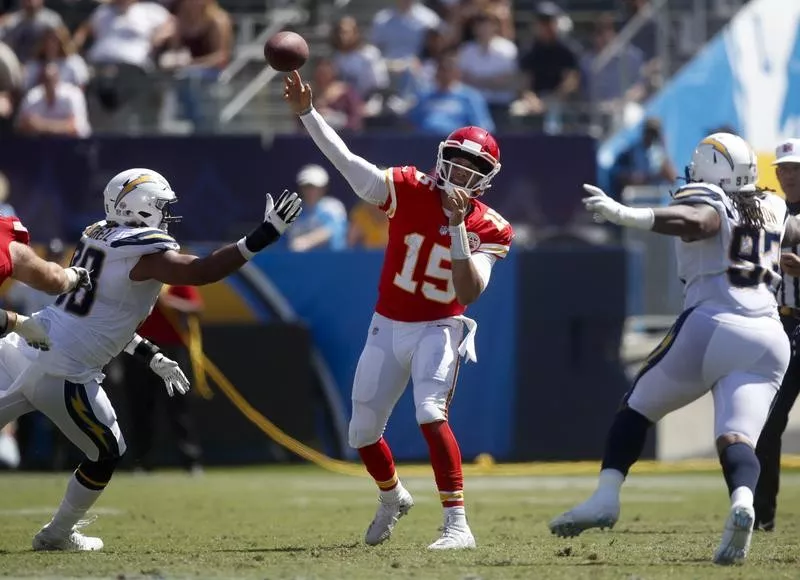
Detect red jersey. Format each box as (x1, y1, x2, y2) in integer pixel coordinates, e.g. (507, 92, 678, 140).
(0, 217, 30, 285)
(376, 166, 513, 322)
(138, 285, 203, 345)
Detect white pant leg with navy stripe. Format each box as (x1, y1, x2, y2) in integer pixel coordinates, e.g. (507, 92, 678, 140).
(627, 305, 790, 445)
(0, 334, 125, 462)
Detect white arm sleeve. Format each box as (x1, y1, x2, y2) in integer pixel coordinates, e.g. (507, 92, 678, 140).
(471, 253, 497, 292)
(299, 108, 389, 206)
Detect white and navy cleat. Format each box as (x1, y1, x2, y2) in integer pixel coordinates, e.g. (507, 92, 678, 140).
(549, 496, 620, 538)
(713, 505, 754, 565)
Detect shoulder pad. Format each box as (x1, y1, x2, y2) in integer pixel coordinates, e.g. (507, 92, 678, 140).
(82, 220, 107, 238)
(672, 183, 726, 200)
(471, 203, 513, 258)
(109, 227, 178, 249)
(671, 183, 733, 217)
(83, 225, 180, 258)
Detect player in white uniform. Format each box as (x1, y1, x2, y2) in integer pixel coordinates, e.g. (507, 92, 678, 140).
(0, 168, 302, 552)
(548, 133, 790, 566)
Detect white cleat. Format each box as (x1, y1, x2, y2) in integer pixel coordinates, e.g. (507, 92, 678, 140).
(713, 505, 754, 566)
(549, 496, 620, 538)
(427, 514, 476, 550)
(364, 488, 414, 546)
(32, 519, 104, 552)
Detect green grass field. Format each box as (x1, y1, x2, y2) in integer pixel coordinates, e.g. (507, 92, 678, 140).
(1, 466, 800, 579)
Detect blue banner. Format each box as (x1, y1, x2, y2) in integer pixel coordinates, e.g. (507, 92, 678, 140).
(245, 250, 518, 461)
(599, 0, 800, 192)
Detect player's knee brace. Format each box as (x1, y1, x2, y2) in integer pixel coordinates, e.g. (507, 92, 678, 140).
(348, 404, 382, 449)
(74, 456, 121, 491)
(416, 401, 446, 425)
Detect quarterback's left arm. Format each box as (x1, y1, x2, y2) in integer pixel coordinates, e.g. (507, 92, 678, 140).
(123, 334, 190, 397)
(446, 190, 509, 305)
(451, 252, 496, 305)
(582, 184, 720, 240)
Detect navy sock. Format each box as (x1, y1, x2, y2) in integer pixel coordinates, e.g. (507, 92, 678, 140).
(601, 407, 652, 476)
(719, 442, 760, 496)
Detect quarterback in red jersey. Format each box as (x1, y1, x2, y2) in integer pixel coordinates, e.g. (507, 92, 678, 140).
(0, 216, 90, 349)
(285, 71, 513, 550)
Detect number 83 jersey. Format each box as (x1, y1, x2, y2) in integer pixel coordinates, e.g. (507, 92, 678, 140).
(673, 183, 786, 317)
(375, 166, 514, 322)
(35, 221, 178, 381)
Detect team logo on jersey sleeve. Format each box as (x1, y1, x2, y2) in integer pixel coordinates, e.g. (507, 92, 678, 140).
(467, 232, 481, 252)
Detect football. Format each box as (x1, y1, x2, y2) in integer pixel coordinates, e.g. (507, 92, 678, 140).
(264, 31, 309, 72)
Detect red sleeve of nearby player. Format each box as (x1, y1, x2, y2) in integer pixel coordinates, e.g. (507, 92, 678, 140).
(2, 217, 30, 246)
(473, 206, 514, 259)
(0, 217, 28, 281)
(168, 284, 203, 306)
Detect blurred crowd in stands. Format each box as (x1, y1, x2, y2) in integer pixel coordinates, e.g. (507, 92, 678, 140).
(324, 0, 661, 136)
(0, 0, 233, 136)
(0, 0, 663, 137)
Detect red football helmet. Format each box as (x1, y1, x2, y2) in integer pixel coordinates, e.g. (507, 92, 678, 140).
(436, 126, 501, 197)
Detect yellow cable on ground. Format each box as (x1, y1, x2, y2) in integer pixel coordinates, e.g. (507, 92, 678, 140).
(186, 314, 213, 400)
(156, 298, 213, 400)
(201, 352, 365, 476)
(162, 316, 800, 477)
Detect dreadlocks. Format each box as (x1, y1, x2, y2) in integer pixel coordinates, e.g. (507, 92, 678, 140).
(730, 187, 773, 229)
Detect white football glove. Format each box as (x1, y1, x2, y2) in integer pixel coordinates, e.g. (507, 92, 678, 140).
(582, 183, 655, 230)
(149, 353, 191, 397)
(264, 190, 303, 235)
(13, 314, 50, 351)
(64, 266, 92, 292)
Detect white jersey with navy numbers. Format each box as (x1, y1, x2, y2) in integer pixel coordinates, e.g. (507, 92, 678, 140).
(34, 221, 178, 381)
(671, 183, 786, 317)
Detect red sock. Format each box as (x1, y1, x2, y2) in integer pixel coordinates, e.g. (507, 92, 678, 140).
(357, 437, 398, 491)
(420, 421, 464, 507)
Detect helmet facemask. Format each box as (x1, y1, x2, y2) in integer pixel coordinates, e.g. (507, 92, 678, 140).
(154, 197, 181, 232)
(436, 143, 500, 198)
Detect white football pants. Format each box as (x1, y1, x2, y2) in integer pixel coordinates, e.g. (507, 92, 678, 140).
(627, 304, 790, 445)
(0, 335, 125, 461)
(348, 312, 465, 449)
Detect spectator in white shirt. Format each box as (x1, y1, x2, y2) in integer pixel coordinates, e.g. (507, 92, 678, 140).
(0, 40, 21, 134)
(331, 15, 388, 117)
(73, 0, 173, 132)
(0, 0, 65, 62)
(17, 62, 91, 137)
(414, 27, 453, 91)
(74, 0, 173, 71)
(23, 25, 89, 92)
(371, 0, 440, 61)
(457, 10, 517, 124)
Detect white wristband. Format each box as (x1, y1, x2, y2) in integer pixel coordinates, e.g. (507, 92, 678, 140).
(449, 223, 471, 260)
(619, 207, 655, 230)
(236, 237, 256, 261)
(124, 334, 142, 355)
(64, 267, 78, 292)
